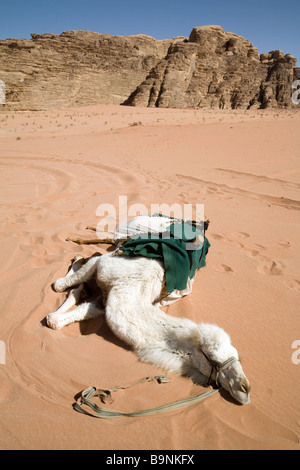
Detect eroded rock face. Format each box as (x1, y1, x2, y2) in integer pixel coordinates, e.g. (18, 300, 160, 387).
(0, 30, 173, 110)
(0, 26, 298, 110)
(125, 26, 298, 109)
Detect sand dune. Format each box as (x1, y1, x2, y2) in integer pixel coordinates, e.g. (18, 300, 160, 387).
(0, 105, 299, 449)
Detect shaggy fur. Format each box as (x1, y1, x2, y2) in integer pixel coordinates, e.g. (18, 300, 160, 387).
(47, 253, 250, 404)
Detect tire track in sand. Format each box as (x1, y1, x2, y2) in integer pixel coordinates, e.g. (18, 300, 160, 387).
(177, 172, 300, 289)
(0, 152, 144, 404)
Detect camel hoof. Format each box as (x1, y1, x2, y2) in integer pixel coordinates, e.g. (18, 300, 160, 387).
(52, 279, 66, 293)
(46, 314, 63, 330)
(73, 255, 84, 262)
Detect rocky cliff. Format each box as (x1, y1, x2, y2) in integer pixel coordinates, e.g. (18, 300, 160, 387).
(125, 26, 298, 109)
(0, 25, 298, 110)
(0, 30, 175, 110)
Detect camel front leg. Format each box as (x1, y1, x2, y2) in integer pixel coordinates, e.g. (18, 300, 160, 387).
(47, 299, 104, 330)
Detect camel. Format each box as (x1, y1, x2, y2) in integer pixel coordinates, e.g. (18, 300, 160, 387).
(47, 216, 251, 405)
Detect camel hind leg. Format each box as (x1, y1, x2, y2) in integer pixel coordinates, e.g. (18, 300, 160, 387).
(49, 284, 86, 316)
(47, 299, 104, 330)
(48, 254, 104, 329)
(52, 255, 100, 292)
(50, 255, 86, 308)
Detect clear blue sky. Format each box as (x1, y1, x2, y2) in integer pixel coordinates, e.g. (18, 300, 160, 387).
(1, 0, 299, 65)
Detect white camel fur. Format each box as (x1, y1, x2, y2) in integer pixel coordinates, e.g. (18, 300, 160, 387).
(47, 228, 251, 405)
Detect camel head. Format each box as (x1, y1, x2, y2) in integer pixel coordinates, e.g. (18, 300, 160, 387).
(192, 323, 251, 405)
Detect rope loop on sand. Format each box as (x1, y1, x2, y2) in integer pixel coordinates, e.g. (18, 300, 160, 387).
(74, 374, 219, 419)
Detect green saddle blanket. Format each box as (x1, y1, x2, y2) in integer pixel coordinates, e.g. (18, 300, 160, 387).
(122, 219, 210, 293)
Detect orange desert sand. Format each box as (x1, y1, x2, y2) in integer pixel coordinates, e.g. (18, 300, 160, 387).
(0, 104, 299, 450)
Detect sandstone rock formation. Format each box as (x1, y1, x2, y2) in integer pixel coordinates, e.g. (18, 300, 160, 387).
(0, 25, 298, 110)
(125, 26, 298, 109)
(0, 30, 175, 110)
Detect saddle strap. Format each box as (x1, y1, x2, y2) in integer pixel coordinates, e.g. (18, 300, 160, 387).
(73, 375, 219, 419)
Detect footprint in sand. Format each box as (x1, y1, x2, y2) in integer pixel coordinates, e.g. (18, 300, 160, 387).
(241, 243, 266, 258)
(284, 279, 300, 291)
(210, 232, 246, 248)
(207, 186, 220, 193)
(242, 247, 260, 258)
(210, 233, 226, 241)
(231, 231, 250, 239)
(213, 264, 234, 273)
(257, 259, 284, 275)
(277, 240, 291, 248)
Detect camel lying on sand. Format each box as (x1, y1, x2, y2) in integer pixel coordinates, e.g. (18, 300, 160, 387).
(47, 216, 250, 405)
